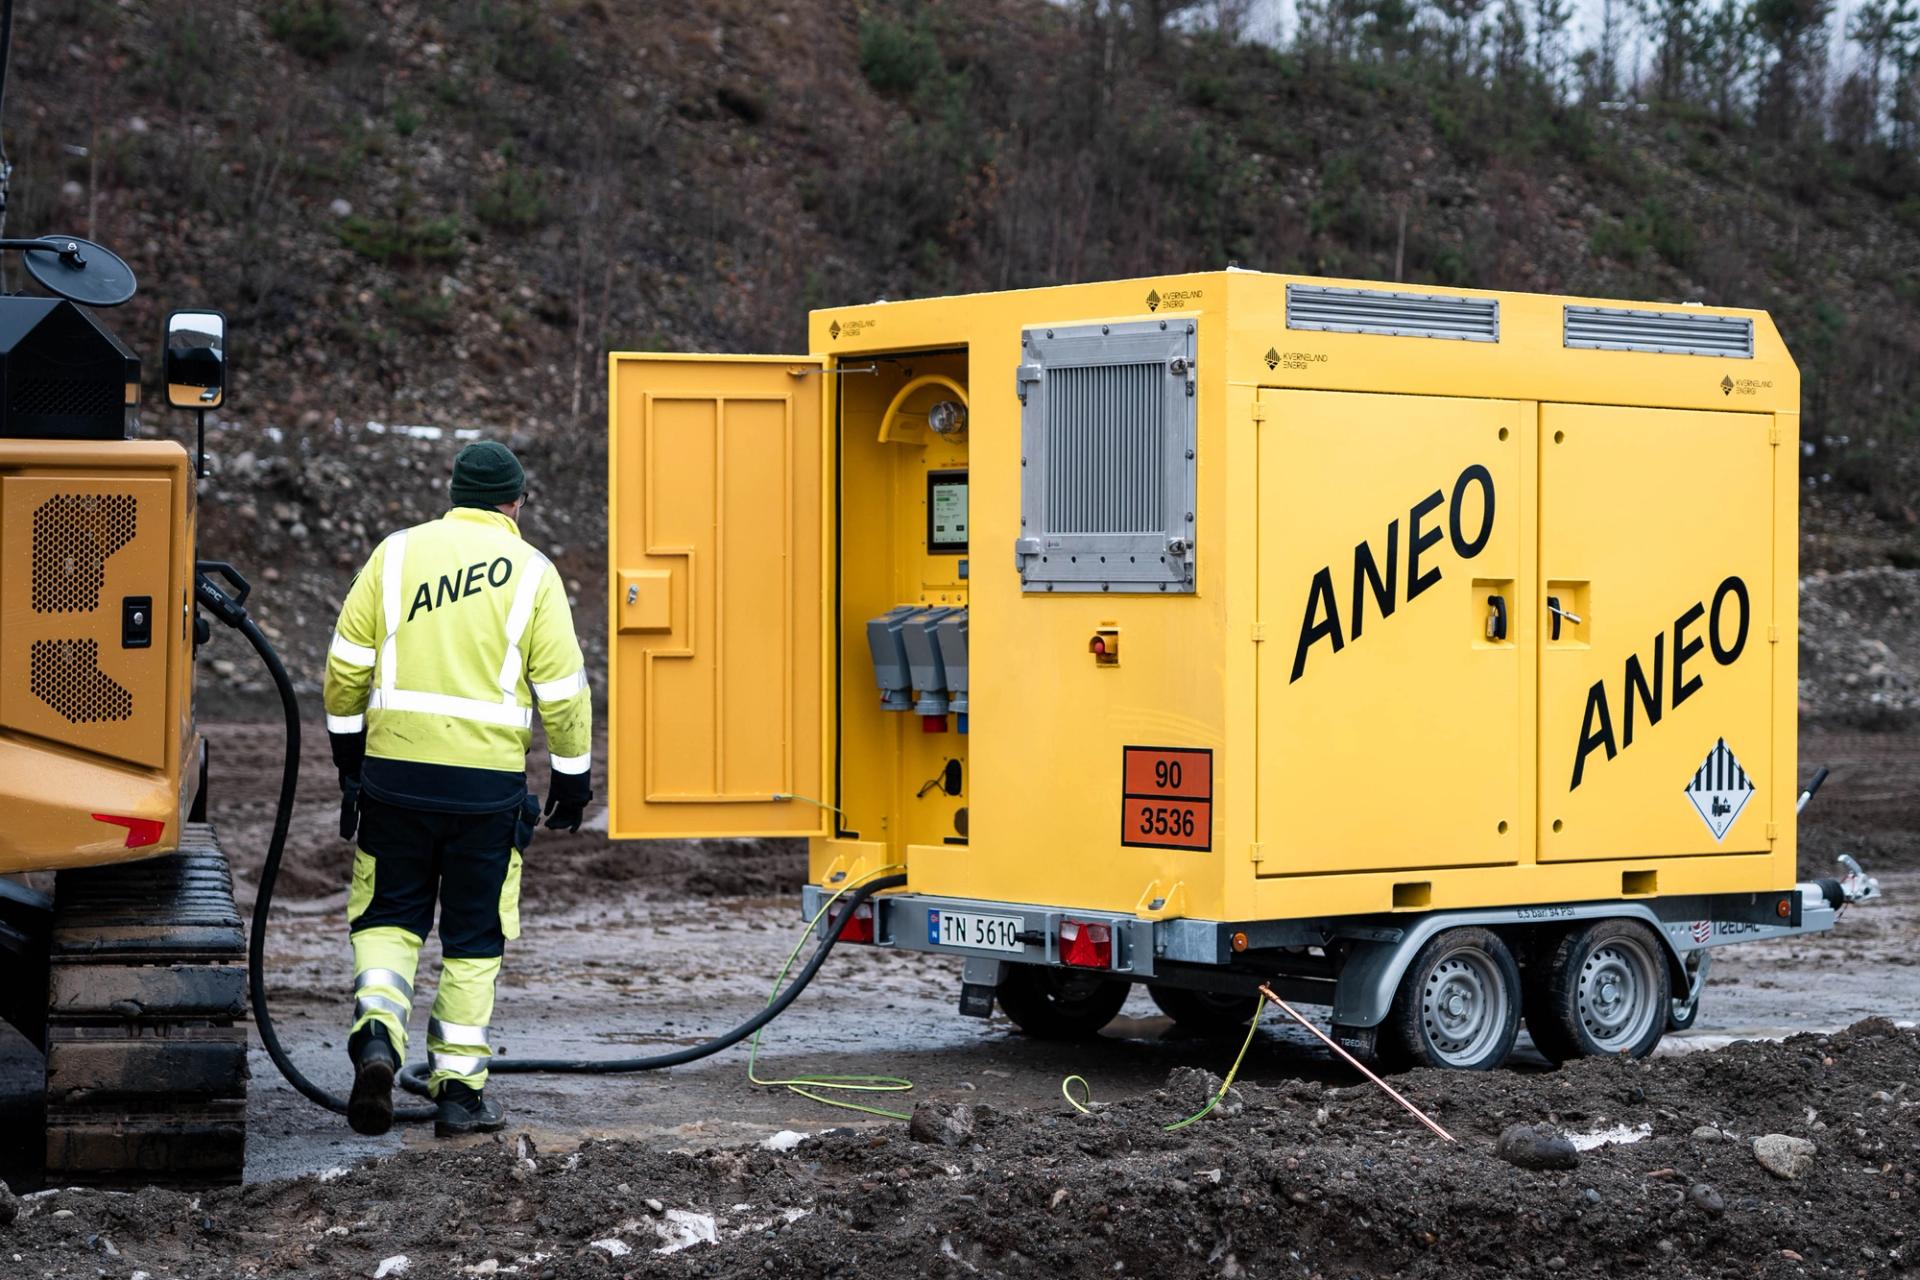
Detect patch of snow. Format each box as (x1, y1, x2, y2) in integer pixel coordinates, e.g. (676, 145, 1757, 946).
(318, 1166, 351, 1183)
(1568, 1122, 1653, 1151)
(374, 1256, 411, 1279)
(652, 1209, 719, 1254)
(589, 1239, 632, 1258)
(759, 1130, 809, 1153)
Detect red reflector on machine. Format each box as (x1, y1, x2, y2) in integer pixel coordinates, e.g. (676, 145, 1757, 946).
(1059, 919, 1112, 969)
(92, 813, 165, 848)
(921, 715, 948, 733)
(838, 902, 876, 944)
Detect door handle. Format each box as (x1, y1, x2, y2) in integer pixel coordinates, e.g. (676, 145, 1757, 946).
(1547, 596, 1582, 641)
(1485, 594, 1508, 641)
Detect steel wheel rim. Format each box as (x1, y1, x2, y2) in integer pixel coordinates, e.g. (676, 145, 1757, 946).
(1420, 947, 1506, 1065)
(1578, 936, 1660, 1051)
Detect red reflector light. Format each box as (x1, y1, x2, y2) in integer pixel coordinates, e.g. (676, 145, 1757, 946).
(1059, 919, 1112, 969)
(921, 715, 948, 733)
(92, 813, 165, 848)
(837, 902, 876, 944)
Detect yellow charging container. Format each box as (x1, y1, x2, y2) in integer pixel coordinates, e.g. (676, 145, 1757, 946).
(608, 270, 1797, 927)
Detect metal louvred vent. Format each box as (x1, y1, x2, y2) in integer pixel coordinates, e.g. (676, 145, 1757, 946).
(1286, 284, 1499, 342)
(1044, 362, 1165, 534)
(1563, 305, 1754, 358)
(1017, 318, 1197, 594)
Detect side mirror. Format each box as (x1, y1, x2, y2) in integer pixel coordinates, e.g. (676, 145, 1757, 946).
(165, 309, 227, 410)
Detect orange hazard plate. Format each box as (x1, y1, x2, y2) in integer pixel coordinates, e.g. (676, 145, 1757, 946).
(1121, 747, 1213, 851)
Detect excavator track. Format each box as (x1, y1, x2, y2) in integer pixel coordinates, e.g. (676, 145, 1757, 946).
(45, 823, 248, 1186)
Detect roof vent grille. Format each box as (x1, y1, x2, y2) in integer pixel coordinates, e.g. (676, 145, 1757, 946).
(1563, 305, 1754, 358)
(1285, 284, 1499, 342)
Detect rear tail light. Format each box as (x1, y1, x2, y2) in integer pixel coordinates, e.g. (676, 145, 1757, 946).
(92, 813, 165, 848)
(1059, 919, 1112, 969)
(837, 901, 876, 944)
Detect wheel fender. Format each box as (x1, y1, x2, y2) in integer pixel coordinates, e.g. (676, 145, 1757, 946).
(1331, 904, 1685, 1029)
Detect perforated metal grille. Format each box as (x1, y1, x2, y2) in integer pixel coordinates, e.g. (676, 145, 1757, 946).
(1563, 306, 1755, 358)
(11, 378, 124, 417)
(31, 493, 136, 613)
(30, 638, 133, 723)
(1045, 362, 1165, 534)
(1287, 284, 1500, 341)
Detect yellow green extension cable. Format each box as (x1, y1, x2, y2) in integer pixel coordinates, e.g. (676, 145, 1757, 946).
(747, 870, 1267, 1130)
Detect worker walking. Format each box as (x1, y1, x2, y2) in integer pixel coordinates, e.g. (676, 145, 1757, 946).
(322, 441, 592, 1138)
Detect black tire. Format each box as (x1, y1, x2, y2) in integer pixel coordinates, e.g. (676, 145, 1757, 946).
(1526, 919, 1671, 1063)
(1378, 926, 1521, 1071)
(1148, 984, 1258, 1037)
(996, 966, 1130, 1039)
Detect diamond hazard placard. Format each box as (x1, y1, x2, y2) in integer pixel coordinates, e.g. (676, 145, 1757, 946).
(1685, 737, 1755, 841)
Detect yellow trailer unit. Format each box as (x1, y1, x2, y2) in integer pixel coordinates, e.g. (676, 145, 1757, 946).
(607, 271, 1877, 1069)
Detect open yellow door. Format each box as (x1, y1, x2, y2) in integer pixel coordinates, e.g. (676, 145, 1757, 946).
(607, 354, 829, 838)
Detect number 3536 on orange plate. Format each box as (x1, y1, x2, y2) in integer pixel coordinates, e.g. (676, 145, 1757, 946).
(1120, 746, 1213, 851)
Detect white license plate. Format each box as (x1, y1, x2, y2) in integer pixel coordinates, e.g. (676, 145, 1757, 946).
(930, 909, 1023, 953)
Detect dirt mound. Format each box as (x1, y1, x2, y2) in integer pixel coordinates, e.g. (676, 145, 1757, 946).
(3, 1020, 1913, 1277)
(1801, 569, 1920, 729)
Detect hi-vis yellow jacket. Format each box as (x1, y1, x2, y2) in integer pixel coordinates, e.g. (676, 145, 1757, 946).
(323, 508, 592, 813)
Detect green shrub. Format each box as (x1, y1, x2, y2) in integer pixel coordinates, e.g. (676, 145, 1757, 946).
(476, 167, 549, 231)
(337, 208, 465, 264)
(268, 0, 352, 62)
(392, 101, 423, 138)
(858, 15, 941, 96)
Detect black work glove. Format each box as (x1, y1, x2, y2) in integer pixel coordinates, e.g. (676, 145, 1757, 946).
(330, 728, 366, 842)
(543, 769, 591, 833)
(339, 778, 362, 842)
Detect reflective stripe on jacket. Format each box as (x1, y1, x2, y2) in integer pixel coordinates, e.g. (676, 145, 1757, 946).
(323, 507, 592, 812)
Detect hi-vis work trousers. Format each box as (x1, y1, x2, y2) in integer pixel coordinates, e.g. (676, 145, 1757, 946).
(347, 794, 533, 1095)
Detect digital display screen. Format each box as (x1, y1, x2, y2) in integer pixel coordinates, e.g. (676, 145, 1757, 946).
(927, 471, 968, 554)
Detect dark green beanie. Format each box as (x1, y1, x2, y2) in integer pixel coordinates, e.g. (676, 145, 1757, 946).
(449, 440, 525, 508)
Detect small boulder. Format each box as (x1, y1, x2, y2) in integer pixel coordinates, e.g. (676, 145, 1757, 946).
(0, 1178, 17, 1226)
(1166, 1067, 1243, 1118)
(909, 1101, 976, 1146)
(1690, 1125, 1726, 1144)
(1495, 1124, 1580, 1171)
(1688, 1183, 1726, 1217)
(1753, 1134, 1817, 1180)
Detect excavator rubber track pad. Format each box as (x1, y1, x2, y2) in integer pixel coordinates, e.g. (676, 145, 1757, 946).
(45, 824, 248, 1186)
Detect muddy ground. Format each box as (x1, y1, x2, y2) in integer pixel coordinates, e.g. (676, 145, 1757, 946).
(0, 723, 1915, 1277)
(2, 1022, 1917, 1278)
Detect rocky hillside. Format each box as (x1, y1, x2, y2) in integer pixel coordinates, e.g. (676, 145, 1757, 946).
(4, 0, 1914, 707)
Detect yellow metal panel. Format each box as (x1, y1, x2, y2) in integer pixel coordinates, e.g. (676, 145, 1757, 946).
(1256, 390, 1527, 873)
(606, 354, 829, 839)
(1537, 404, 1775, 860)
(0, 440, 193, 875)
(1248, 852, 1786, 920)
(0, 474, 174, 768)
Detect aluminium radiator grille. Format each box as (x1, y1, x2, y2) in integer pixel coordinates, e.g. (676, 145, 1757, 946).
(1286, 284, 1500, 342)
(1563, 305, 1755, 357)
(1044, 362, 1165, 534)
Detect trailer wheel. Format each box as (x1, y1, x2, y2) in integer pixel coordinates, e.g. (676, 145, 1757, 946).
(1148, 985, 1257, 1037)
(996, 966, 1130, 1039)
(1379, 927, 1521, 1071)
(1527, 920, 1671, 1063)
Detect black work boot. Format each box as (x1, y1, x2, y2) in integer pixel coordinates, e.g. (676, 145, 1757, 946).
(346, 1023, 399, 1137)
(434, 1080, 506, 1138)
